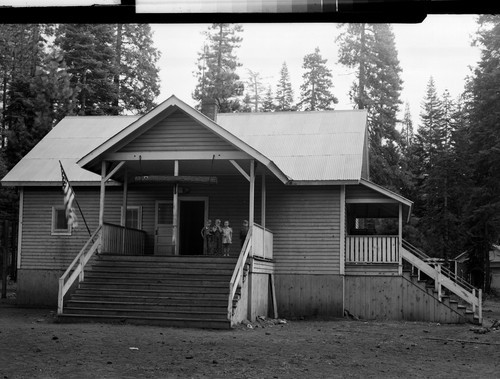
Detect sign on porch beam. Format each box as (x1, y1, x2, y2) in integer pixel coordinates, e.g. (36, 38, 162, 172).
(133, 175, 218, 184)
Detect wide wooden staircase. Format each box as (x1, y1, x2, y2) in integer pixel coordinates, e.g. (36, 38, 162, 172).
(58, 255, 241, 329)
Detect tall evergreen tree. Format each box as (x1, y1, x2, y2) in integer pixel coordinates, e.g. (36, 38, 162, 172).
(112, 24, 161, 114)
(193, 23, 244, 113)
(336, 23, 404, 190)
(56, 24, 160, 116)
(297, 47, 337, 111)
(275, 62, 294, 111)
(245, 69, 266, 112)
(460, 15, 500, 290)
(412, 78, 467, 262)
(261, 86, 275, 112)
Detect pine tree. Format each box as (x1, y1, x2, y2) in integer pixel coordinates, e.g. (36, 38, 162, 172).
(55, 24, 117, 115)
(275, 62, 294, 111)
(261, 86, 275, 112)
(336, 23, 403, 190)
(460, 15, 500, 291)
(112, 24, 161, 114)
(401, 102, 414, 149)
(193, 23, 244, 113)
(297, 47, 337, 111)
(56, 24, 160, 115)
(245, 69, 266, 112)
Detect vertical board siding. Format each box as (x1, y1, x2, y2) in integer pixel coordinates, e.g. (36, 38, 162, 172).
(344, 275, 464, 323)
(119, 110, 237, 152)
(274, 274, 344, 318)
(266, 177, 340, 274)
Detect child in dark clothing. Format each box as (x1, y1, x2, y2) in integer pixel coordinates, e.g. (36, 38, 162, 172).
(240, 220, 249, 248)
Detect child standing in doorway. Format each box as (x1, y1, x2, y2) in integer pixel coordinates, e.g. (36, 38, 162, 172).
(222, 220, 233, 256)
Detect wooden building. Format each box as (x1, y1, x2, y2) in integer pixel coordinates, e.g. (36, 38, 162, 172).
(1, 96, 482, 327)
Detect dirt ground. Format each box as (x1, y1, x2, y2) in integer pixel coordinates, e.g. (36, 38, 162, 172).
(1, 285, 500, 379)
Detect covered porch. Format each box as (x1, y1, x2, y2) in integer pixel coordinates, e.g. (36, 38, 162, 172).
(343, 180, 412, 276)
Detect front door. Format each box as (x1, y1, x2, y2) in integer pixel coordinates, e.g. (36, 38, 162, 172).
(179, 198, 207, 255)
(155, 201, 173, 255)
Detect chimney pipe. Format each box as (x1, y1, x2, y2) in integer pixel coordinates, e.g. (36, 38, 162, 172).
(201, 98, 218, 122)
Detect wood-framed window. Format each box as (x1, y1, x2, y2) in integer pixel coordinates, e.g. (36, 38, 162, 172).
(51, 206, 71, 235)
(121, 206, 142, 230)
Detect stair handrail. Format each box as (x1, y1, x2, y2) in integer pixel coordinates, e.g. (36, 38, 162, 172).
(228, 227, 253, 320)
(401, 240, 482, 323)
(57, 225, 102, 315)
(402, 240, 475, 292)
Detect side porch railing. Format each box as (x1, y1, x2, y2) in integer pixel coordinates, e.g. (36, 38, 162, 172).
(57, 226, 102, 314)
(101, 222, 146, 255)
(401, 240, 482, 323)
(346, 235, 399, 263)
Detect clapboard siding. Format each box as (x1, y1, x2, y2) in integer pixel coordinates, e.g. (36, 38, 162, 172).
(20, 176, 341, 274)
(266, 177, 340, 274)
(119, 110, 237, 152)
(346, 184, 389, 201)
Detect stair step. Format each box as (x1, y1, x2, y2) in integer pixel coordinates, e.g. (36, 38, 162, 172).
(86, 269, 234, 277)
(57, 314, 231, 329)
(66, 300, 230, 312)
(70, 293, 233, 306)
(63, 306, 229, 320)
(78, 283, 231, 295)
(97, 254, 238, 264)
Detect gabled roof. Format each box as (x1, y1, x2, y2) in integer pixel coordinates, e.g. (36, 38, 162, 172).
(77, 95, 289, 183)
(1, 95, 369, 187)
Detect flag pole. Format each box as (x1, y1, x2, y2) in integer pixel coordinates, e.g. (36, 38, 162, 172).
(59, 161, 92, 237)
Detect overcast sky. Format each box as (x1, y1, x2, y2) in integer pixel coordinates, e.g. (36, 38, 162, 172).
(151, 15, 481, 127)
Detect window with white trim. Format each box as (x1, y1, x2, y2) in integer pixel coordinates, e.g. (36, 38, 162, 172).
(121, 206, 142, 230)
(51, 206, 71, 235)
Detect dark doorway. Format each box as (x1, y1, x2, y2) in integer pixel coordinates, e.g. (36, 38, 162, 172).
(179, 200, 205, 255)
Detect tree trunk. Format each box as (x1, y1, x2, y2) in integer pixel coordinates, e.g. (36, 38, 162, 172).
(113, 23, 123, 115)
(358, 23, 367, 110)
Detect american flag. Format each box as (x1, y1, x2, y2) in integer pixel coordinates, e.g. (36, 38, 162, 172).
(60, 164, 78, 229)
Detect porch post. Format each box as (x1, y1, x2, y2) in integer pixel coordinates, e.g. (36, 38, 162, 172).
(99, 161, 107, 226)
(173, 160, 179, 255)
(121, 169, 128, 254)
(261, 172, 266, 229)
(340, 185, 346, 275)
(249, 160, 255, 233)
(398, 203, 403, 275)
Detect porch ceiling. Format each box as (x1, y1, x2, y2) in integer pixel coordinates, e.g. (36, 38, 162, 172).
(106, 159, 262, 183)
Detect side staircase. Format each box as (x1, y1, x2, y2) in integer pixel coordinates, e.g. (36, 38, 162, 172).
(401, 240, 482, 325)
(58, 255, 241, 329)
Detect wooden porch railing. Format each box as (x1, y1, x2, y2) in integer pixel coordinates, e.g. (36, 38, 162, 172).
(58, 226, 102, 314)
(401, 240, 482, 324)
(228, 227, 252, 320)
(252, 223, 273, 260)
(346, 235, 399, 263)
(101, 222, 146, 255)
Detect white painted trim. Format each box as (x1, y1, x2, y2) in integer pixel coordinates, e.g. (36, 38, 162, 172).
(16, 188, 23, 270)
(261, 173, 266, 229)
(340, 185, 346, 275)
(154, 200, 173, 255)
(98, 161, 107, 226)
(104, 161, 125, 182)
(105, 151, 251, 161)
(230, 160, 250, 182)
(173, 160, 179, 255)
(51, 206, 72, 236)
(287, 180, 359, 186)
(346, 198, 399, 204)
(249, 160, 255, 232)
(120, 206, 143, 230)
